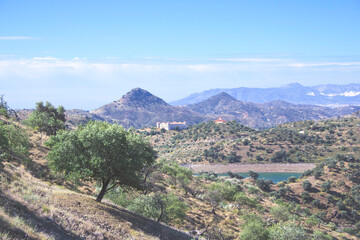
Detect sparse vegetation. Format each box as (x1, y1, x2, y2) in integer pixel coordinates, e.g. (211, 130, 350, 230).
(2, 110, 360, 239)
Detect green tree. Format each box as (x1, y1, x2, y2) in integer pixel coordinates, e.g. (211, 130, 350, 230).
(0, 122, 9, 161)
(235, 192, 257, 209)
(249, 170, 259, 180)
(269, 221, 307, 240)
(256, 179, 273, 192)
(204, 181, 238, 214)
(321, 180, 332, 193)
(288, 176, 297, 183)
(128, 193, 187, 224)
(270, 205, 291, 222)
(302, 180, 312, 191)
(160, 159, 193, 188)
(0, 95, 9, 118)
(26, 101, 66, 136)
(239, 214, 269, 240)
(0, 121, 30, 163)
(46, 121, 157, 202)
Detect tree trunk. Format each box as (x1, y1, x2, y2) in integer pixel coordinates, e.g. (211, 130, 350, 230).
(157, 203, 165, 222)
(156, 196, 165, 222)
(96, 178, 110, 202)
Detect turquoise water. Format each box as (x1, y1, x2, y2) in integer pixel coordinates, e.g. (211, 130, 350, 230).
(216, 172, 302, 183)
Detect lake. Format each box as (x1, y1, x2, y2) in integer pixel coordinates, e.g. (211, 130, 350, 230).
(217, 172, 302, 183)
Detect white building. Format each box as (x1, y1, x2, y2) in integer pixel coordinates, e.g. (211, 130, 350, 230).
(156, 121, 187, 130)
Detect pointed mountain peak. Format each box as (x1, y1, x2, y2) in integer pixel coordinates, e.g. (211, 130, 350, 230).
(282, 82, 304, 88)
(207, 92, 238, 101)
(122, 88, 153, 100)
(190, 91, 240, 109)
(119, 88, 168, 106)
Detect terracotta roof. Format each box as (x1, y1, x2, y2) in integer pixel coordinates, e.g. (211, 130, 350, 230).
(214, 117, 226, 122)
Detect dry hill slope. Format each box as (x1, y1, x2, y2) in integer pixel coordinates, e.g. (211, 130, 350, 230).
(0, 124, 192, 240)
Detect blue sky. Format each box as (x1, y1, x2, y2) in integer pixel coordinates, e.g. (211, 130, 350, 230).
(1, 0, 360, 109)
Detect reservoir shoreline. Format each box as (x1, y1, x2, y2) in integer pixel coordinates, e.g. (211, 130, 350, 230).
(185, 163, 316, 173)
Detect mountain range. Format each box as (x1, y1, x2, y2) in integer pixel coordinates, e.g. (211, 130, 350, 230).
(17, 84, 360, 129)
(68, 87, 360, 129)
(170, 82, 360, 106)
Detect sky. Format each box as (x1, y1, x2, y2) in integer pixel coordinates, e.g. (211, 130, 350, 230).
(1, 0, 360, 110)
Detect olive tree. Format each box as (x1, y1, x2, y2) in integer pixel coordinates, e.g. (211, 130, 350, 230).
(269, 221, 307, 240)
(26, 101, 66, 136)
(160, 159, 193, 188)
(46, 121, 157, 202)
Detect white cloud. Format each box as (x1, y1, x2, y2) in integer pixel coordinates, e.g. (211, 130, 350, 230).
(1, 57, 360, 80)
(212, 58, 286, 62)
(306, 92, 316, 96)
(289, 62, 360, 68)
(0, 36, 33, 40)
(319, 91, 360, 97)
(33, 57, 59, 60)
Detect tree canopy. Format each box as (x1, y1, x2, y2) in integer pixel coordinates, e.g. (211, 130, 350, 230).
(46, 121, 157, 202)
(26, 101, 66, 135)
(0, 95, 9, 118)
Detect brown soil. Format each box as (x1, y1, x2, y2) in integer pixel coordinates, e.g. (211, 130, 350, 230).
(186, 163, 316, 173)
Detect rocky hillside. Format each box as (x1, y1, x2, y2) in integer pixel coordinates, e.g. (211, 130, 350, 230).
(91, 88, 208, 129)
(148, 114, 360, 165)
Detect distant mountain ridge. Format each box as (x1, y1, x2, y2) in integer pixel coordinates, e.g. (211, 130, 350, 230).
(171, 83, 360, 106)
(186, 92, 360, 129)
(17, 87, 360, 130)
(87, 88, 360, 129)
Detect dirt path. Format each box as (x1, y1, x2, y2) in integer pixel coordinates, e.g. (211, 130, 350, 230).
(185, 163, 316, 173)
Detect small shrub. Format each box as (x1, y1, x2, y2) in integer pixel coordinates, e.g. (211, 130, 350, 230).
(42, 205, 51, 214)
(239, 214, 269, 240)
(248, 170, 259, 180)
(321, 181, 332, 193)
(256, 179, 273, 192)
(327, 222, 337, 231)
(312, 230, 333, 240)
(235, 192, 258, 209)
(314, 170, 322, 179)
(269, 221, 307, 240)
(305, 214, 320, 226)
(288, 176, 297, 183)
(302, 180, 312, 191)
(270, 205, 291, 222)
(301, 192, 312, 203)
(336, 200, 346, 211)
(312, 199, 322, 208)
